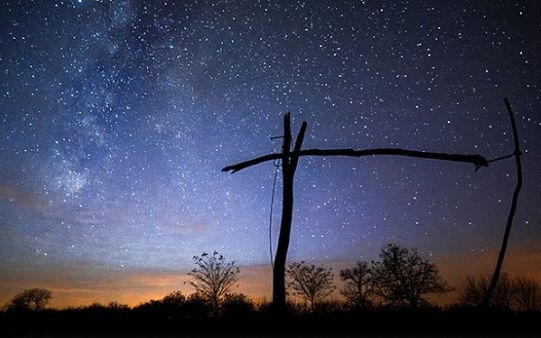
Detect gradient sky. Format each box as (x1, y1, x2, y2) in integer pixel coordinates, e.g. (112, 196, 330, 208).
(1, 0, 540, 309)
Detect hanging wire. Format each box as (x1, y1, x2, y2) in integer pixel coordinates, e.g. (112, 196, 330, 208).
(268, 158, 281, 271)
(487, 152, 521, 164)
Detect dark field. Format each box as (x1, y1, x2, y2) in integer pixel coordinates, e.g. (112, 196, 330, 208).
(2, 308, 541, 338)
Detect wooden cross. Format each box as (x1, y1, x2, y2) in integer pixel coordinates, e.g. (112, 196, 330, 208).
(223, 113, 489, 312)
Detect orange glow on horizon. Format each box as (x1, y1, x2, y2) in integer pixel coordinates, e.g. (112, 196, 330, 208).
(2, 245, 540, 310)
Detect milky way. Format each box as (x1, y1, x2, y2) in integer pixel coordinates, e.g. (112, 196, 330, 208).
(1, 0, 540, 306)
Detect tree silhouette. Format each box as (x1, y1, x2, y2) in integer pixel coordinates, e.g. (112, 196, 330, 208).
(7, 288, 52, 311)
(286, 261, 335, 311)
(221, 293, 256, 318)
(514, 276, 541, 312)
(461, 273, 515, 310)
(459, 274, 491, 308)
(339, 261, 373, 309)
(160, 290, 187, 308)
(490, 272, 514, 310)
(371, 243, 453, 309)
(184, 292, 212, 318)
(188, 251, 240, 316)
(134, 290, 188, 319)
(107, 301, 129, 310)
(461, 273, 541, 311)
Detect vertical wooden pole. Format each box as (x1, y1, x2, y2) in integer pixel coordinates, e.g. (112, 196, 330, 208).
(481, 98, 523, 308)
(272, 113, 307, 313)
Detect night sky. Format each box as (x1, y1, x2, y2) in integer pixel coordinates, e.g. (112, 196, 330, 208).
(1, 0, 540, 308)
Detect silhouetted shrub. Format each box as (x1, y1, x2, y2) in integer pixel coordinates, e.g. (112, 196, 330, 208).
(220, 292, 255, 318)
(6, 288, 52, 312)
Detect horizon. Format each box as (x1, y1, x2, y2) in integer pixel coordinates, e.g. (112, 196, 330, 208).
(3, 243, 541, 309)
(1, 1, 540, 311)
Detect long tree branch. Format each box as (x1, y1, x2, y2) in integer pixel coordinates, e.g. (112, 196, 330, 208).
(481, 98, 523, 308)
(222, 148, 489, 173)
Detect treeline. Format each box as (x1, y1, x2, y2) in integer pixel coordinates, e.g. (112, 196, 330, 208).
(2, 243, 541, 336)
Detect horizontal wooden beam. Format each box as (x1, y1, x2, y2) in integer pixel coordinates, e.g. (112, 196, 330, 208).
(222, 148, 489, 173)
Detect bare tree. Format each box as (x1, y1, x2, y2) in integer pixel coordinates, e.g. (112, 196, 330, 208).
(491, 272, 514, 310)
(372, 243, 453, 309)
(513, 276, 541, 311)
(459, 273, 515, 310)
(286, 261, 335, 311)
(7, 288, 52, 311)
(460, 274, 490, 307)
(339, 261, 373, 309)
(188, 251, 240, 316)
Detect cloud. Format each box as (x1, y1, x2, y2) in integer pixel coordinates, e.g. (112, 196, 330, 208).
(0, 183, 49, 211)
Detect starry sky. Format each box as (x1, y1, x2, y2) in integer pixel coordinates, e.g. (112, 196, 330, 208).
(1, 0, 540, 308)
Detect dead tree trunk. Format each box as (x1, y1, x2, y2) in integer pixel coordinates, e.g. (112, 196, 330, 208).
(272, 113, 307, 311)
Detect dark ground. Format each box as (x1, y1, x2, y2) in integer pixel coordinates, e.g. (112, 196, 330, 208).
(1, 308, 540, 338)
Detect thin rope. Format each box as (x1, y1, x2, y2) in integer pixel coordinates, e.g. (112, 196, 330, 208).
(268, 158, 280, 271)
(487, 152, 521, 163)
